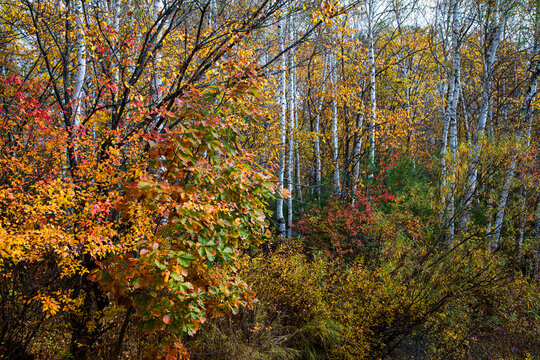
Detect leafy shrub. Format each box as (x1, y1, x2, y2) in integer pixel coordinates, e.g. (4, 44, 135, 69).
(185, 243, 340, 360)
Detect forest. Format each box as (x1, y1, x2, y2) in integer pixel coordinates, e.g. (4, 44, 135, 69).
(0, 0, 539, 358)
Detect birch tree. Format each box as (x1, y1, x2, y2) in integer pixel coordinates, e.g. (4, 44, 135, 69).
(492, 3, 540, 250)
(367, 0, 377, 178)
(277, 11, 288, 238)
(287, 16, 296, 237)
(352, 100, 364, 204)
(72, 0, 86, 128)
(442, 0, 463, 242)
(332, 53, 341, 194)
(460, 0, 503, 233)
(491, 60, 540, 249)
(314, 54, 328, 203)
(534, 195, 540, 279)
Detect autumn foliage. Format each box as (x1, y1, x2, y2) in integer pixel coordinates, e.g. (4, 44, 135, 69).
(0, 65, 273, 359)
(295, 163, 396, 260)
(1, 0, 540, 358)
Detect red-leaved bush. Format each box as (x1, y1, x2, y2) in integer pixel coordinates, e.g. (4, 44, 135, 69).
(296, 163, 397, 261)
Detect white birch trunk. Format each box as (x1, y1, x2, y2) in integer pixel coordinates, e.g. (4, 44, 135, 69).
(440, 0, 461, 242)
(276, 14, 287, 238)
(457, 77, 472, 146)
(517, 8, 540, 259)
(461, 1, 502, 232)
(440, 107, 450, 214)
(287, 43, 295, 238)
(314, 55, 328, 203)
(332, 55, 341, 194)
(72, 0, 86, 128)
(447, 65, 460, 243)
(491, 159, 516, 249)
(367, 0, 377, 178)
(352, 100, 364, 205)
(533, 196, 540, 280)
(492, 60, 540, 249)
(109, 0, 121, 128)
(112, 0, 121, 91)
(294, 70, 303, 212)
(152, 0, 164, 108)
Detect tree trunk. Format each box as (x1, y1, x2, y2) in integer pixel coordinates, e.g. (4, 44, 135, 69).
(367, 0, 377, 179)
(492, 32, 540, 249)
(314, 55, 328, 204)
(352, 102, 364, 205)
(441, 0, 461, 243)
(276, 13, 287, 238)
(152, 0, 164, 125)
(533, 196, 540, 280)
(295, 70, 304, 213)
(287, 37, 295, 238)
(332, 55, 341, 195)
(460, 0, 502, 232)
(72, 0, 86, 128)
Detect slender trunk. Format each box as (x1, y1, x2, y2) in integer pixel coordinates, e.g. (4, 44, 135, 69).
(492, 49, 540, 249)
(208, 0, 218, 29)
(152, 0, 164, 127)
(352, 102, 364, 205)
(440, 106, 450, 209)
(486, 180, 495, 234)
(491, 159, 516, 249)
(517, 5, 540, 259)
(72, 0, 86, 128)
(295, 70, 304, 213)
(367, 0, 377, 178)
(441, 0, 461, 242)
(461, 1, 502, 232)
(314, 55, 328, 204)
(459, 79, 471, 146)
(111, 307, 134, 360)
(439, 61, 449, 211)
(261, 53, 269, 168)
(296, 142, 303, 212)
(517, 189, 527, 263)
(533, 196, 540, 279)
(276, 14, 287, 238)
(447, 64, 460, 243)
(111, 0, 121, 124)
(332, 56, 341, 194)
(287, 40, 295, 238)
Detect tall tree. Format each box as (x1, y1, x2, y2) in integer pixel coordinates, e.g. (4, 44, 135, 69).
(460, 0, 503, 233)
(277, 9, 288, 238)
(367, 0, 377, 178)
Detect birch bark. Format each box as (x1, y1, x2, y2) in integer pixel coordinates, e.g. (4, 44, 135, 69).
(314, 55, 328, 203)
(152, 0, 164, 109)
(367, 0, 377, 178)
(492, 60, 540, 249)
(439, 0, 462, 242)
(294, 70, 304, 213)
(352, 101, 364, 205)
(332, 55, 341, 194)
(72, 0, 86, 128)
(460, 0, 502, 232)
(277, 14, 287, 238)
(533, 196, 540, 280)
(491, 6, 540, 249)
(287, 37, 295, 238)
